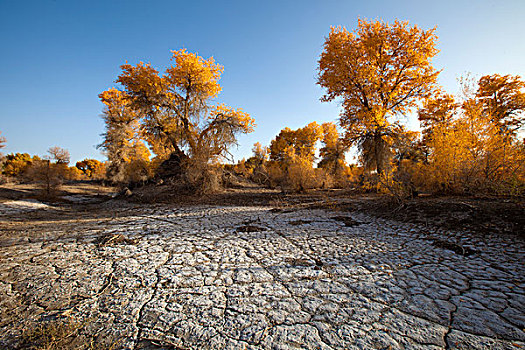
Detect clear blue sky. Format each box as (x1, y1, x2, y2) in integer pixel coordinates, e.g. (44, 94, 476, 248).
(1, 0, 524, 164)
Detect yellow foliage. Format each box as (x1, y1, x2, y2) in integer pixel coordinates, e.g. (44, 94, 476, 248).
(318, 122, 351, 183)
(318, 18, 439, 174)
(66, 166, 83, 181)
(2, 153, 35, 177)
(108, 49, 255, 179)
(125, 159, 152, 184)
(418, 90, 458, 142)
(252, 142, 268, 162)
(76, 159, 107, 179)
(418, 103, 525, 195)
(476, 74, 525, 135)
(270, 122, 322, 166)
(286, 157, 321, 192)
(266, 161, 286, 189)
(166, 49, 223, 100)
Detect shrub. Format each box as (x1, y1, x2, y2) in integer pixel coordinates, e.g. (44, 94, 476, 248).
(25, 160, 65, 199)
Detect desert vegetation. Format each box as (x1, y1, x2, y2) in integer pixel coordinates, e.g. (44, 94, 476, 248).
(67, 19, 525, 199)
(1, 19, 524, 199)
(1, 16, 524, 350)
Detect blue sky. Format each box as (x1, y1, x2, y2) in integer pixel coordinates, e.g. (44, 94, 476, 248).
(1, 0, 524, 164)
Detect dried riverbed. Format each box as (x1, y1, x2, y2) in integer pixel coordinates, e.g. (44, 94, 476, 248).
(0, 199, 524, 349)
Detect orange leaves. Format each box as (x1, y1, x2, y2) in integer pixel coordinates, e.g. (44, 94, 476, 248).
(418, 91, 459, 144)
(318, 122, 350, 177)
(75, 159, 106, 179)
(321, 122, 339, 151)
(318, 18, 439, 174)
(270, 122, 322, 165)
(196, 104, 256, 160)
(98, 88, 139, 125)
(210, 104, 255, 134)
(117, 63, 164, 101)
(417, 78, 525, 195)
(476, 74, 525, 134)
(166, 49, 223, 100)
(318, 18, 439, 134)
(418, 91, 458, 126)
(99, 88, 127, 110)
(101, 49, 253, 169)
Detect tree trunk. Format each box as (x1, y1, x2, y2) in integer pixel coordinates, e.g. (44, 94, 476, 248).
(156, 151, 189, 179)
(374, 132, 384, 176)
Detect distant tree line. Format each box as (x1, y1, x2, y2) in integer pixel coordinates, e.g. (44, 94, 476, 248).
(2, 18, 523, 199)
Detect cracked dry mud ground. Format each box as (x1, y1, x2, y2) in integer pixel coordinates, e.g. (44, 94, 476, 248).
(0, 200, 524, 349)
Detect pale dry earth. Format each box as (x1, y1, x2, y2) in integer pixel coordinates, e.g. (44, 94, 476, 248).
(0, 197, 524, 349)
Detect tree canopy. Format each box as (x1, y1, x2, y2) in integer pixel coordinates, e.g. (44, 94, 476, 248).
(112, 49, 254, 161)
(318, 19, 439, 174)
(269, 122, 322, 166)
(476, 74, 525, 135)
(318, 122, 350, 176)
(99, 50, 255, 183)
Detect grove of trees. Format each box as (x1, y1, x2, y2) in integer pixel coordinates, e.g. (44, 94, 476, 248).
(229, 19, 524, 197)
(2, 18, 523, 199)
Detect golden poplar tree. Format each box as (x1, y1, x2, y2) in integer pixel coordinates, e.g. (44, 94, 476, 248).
(268, 122, 323, 192)
(318, 19, 439, 174)
(318, 122, 349, 177)
(113, 49, 254, 164)
(417, 76, 525, 195)
(98, 88, 148, 182)
(269, 122, 322, 166)
(476, 74, 525, 135)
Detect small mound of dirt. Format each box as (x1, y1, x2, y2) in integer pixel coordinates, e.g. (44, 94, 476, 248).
(331, 216, 364, 227)
(236, 225, 266, 233)
(289, 220, 312, 226)
(431, 239, 476, 256)
(285, 257, 313, 266)
(96, 233, 139, 247)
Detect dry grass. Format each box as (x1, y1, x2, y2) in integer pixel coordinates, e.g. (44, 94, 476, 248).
(0, 181, 116, 203)
(17, 318, 120, 350)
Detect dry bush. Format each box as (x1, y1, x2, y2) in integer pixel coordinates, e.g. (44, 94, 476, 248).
(125, 159, 152, 185)
(182, 158, 222, 194)
(266, 161, 286, 189)
(0, 173, 8, 185)
(25, 160, 66, 199)
(316, 168, 335, 189)
(327, 164, 362, 189)
(231, 159, 252, 178)
(227, 156, 271, 186)
(267, 158, 339, 193)
(285, 158, 323, 193)
(251, 163, 270, 185)
(378, 166, 418, 203)
(17, 317, 119, 350)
